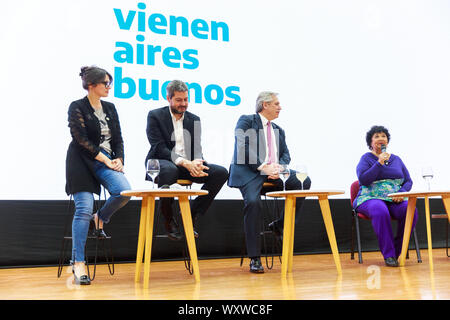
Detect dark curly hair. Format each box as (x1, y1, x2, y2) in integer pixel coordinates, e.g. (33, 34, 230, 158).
(366, 125, 390, 149)
(79, 66, 113, 90)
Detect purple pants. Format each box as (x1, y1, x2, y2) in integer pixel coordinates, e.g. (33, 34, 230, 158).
(356, 199, 418, 259)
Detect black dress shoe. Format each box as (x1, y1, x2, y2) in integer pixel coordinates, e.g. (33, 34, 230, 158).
(72, 268, 91, 285)
(385, 257, 399, 267)
(165, 219, 182, 241)
(268, 221, 283, 241)
(249, 258, 264, 273)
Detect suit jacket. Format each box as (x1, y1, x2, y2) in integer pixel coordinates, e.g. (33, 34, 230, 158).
(228, 113, 290, 188)
(145, 106, 203, 165)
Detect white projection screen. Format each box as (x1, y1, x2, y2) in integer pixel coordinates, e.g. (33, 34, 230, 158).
(1, 0, 449, 200)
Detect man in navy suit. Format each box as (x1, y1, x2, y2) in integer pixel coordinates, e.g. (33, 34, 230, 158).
(145, 80, 228, 240)
(228, 91, 311, 273)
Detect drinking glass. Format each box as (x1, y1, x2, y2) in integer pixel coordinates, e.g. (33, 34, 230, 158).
(146, 159, 160, 189)
(421, 166, 433, 191)
(278, 164, 290, 191)
(294, 164, 308, 190)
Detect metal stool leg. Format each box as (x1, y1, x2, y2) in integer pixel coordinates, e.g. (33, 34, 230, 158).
(412, 227, 422, 263)
(239, 236, 246, 267)
(181, 184, 196, 273)
(354, 213, 363, 264)
(446, 222, 449, 257)
(57, 196, 74, 278)
(350, 214, 356, 260)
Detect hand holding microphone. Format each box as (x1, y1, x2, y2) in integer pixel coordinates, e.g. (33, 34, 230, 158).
(379, 144, 390, 166)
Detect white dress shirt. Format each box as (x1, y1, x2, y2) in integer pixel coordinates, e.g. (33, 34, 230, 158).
(169, 108, 186, 165)
(258, 113, 278, 171)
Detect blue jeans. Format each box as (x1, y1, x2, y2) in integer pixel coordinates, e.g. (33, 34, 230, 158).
(71, 155, 131, 263)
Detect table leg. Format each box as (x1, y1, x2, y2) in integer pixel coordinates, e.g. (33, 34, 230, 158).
(398, 197, 417, 267)
(424, 196, 433, 268)
(441, 195, 450, 224)
(318, 195, 342, 275)
(288, 196, 296, 273)
(135, 197, 148, 283)
(178, 196, 200, 282)
(143, 196, 155, 289)
(281, 196, 295, 277)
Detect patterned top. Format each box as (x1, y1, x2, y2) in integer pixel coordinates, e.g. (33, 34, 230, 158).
(93, 107, 112, 155)
(354, 178, 405, 208)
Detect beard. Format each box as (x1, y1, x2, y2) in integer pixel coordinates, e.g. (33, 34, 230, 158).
(170, 105, 186, 115)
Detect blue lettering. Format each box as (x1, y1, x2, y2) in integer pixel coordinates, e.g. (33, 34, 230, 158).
(113, 8, 136, 31)
(139, 78, 160, 100)
(225, 86, 241, 106)
(147, 45, 162, 66)
(191, 19, 209, 39)
(137, 2, 146, 32)
(182, 49, 199, 69)
(161, 80, 171, 99)
(148, 13, 167, 34)
(114, 67, 136, 99)
(112, 70, 241, 107)
(186, 82, 202, 103)
(162, 47, 181, 68)
(169, 16, 189, 37)
(114, 42, 134, 64)
(204, 84, 224, 105)
(211, 21, 229, 41)
(136, 35, 145, 65)
(113, 4, 229, 42)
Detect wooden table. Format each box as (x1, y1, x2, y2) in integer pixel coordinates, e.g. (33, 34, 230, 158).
(266, 190, 345, 276)
(121, 189, 208, 288)
(388, 191, 450, 267)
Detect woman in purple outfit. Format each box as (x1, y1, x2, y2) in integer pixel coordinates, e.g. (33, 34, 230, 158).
(353, 125, 418, 267)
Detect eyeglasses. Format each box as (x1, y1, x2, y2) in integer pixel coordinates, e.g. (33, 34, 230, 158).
(99, 81, 112, 88)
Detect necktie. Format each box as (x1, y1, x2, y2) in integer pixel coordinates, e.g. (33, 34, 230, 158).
(267, 121, 275, 164)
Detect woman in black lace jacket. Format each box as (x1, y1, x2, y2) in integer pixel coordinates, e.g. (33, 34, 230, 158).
(65, 66, 131, 285)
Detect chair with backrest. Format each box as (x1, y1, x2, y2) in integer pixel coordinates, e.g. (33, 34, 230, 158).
(57, 187, 115, 280)
(239, 181, 283, 269)
(350, 180, 422, 263)
(431, 213, 449, 257)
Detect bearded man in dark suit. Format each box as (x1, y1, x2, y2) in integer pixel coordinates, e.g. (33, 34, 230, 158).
(145, 80, 228, 240)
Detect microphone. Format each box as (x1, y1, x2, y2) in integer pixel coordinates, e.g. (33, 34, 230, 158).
(381, 144, 388, 165)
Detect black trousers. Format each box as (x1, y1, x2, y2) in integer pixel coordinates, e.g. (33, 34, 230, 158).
(154, 159, 229, 221)
(239, 169, 311, 258)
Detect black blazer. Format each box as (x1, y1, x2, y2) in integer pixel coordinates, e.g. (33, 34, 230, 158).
(65, 96, 124, 195)
(145, 106, 203, 166)
(228, 113, 290, 188)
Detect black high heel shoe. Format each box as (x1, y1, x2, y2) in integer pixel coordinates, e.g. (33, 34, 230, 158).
(94, 228, 108, 238)
(92, 213, 107, 238)
(72, 266, 91, 285)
